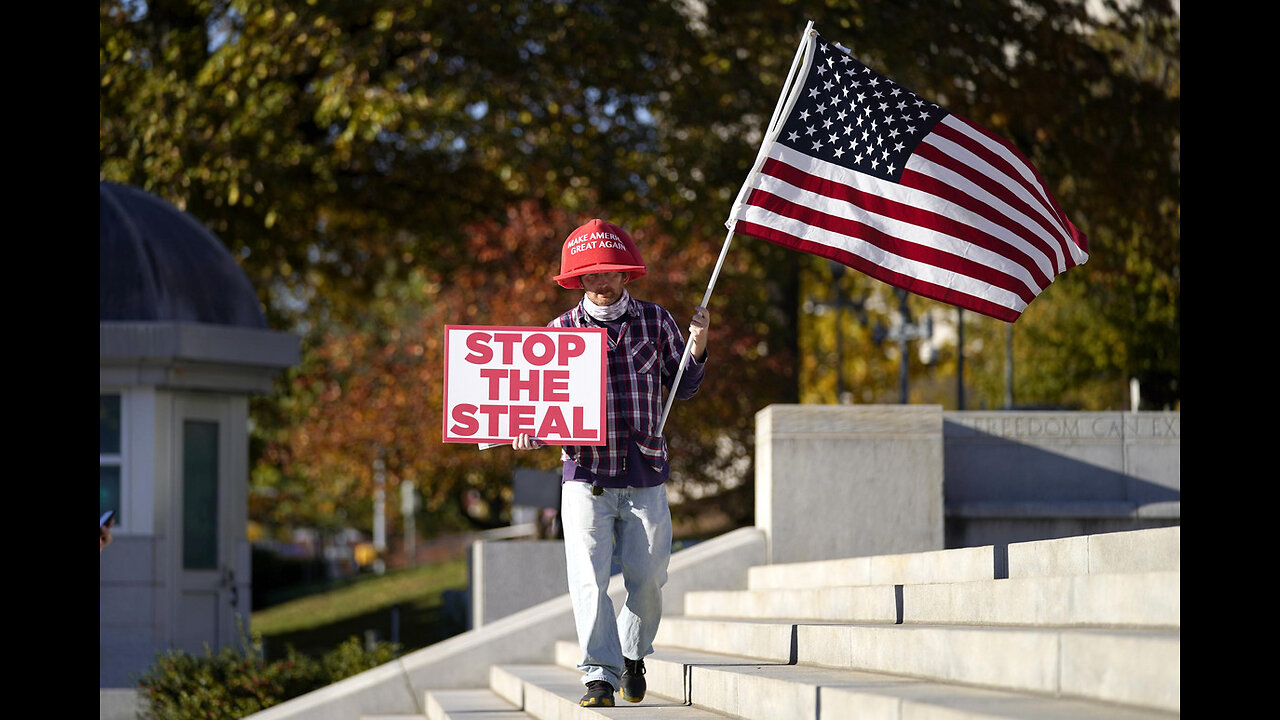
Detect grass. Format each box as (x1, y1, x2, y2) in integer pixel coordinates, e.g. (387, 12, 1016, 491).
(250, 558, 469, 660)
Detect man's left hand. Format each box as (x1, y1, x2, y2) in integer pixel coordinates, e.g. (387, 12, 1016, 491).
(688, 306, 710, 360)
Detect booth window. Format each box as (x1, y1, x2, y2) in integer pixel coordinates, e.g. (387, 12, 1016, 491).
(100, 394, 122, 527)
(183, 420, 219, 569)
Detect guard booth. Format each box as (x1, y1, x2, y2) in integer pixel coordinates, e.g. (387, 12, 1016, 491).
(99, 182, 299, 692)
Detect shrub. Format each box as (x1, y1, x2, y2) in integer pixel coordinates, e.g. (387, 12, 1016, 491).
(136, 619, 400, 720)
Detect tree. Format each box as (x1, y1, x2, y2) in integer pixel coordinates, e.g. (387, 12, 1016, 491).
(102, 0, 807, 535)
(774, 0, 1179, 411)
(252, 199, 794, 534)
(103, 0, 1179, 538)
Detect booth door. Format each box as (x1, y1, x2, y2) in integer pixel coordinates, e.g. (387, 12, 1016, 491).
(173, 393, 241, 654)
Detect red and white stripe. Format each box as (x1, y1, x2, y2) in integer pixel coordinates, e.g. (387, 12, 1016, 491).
(734, 114, 1089, 322)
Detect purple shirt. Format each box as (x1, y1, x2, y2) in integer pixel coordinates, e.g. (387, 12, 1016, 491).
(549, 296, 706, 486)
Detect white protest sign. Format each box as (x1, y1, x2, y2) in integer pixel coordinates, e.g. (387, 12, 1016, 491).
(443, 325, 607, 445)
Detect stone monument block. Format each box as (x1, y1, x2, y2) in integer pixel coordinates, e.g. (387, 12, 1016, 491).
(755, 404, 945, 564)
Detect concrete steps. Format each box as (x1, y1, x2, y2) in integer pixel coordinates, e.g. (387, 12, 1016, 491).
(574, 642, 1175, 720)
(684, 570, 1179, 626)
(492, 664, 729, 719)
(414, 526, 1179, 720)
(654, 620, 1178, 713)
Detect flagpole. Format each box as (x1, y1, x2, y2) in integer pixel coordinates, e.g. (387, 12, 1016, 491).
(656, 21, 816, 437)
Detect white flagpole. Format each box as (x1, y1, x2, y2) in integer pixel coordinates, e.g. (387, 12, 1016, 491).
(656, 21, 817, 436)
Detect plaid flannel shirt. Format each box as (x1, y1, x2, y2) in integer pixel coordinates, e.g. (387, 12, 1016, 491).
(549, 295, 705, 478)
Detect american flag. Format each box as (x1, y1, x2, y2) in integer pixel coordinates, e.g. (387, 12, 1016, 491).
(729, 30, 1089, 322)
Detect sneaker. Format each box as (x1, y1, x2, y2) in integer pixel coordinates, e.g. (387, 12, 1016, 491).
(579, 679, 615, 707)
(621, 657, 646, 703)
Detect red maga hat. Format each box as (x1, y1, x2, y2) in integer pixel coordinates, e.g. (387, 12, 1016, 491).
(553, 219, 647, 289)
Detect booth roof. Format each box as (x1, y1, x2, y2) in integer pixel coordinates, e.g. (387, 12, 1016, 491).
(100, 181, 267, 329)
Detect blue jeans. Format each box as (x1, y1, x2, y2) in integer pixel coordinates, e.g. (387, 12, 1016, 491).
(560, 481, 672, 688)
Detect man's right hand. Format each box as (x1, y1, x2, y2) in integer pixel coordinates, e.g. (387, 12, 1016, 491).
(512, 433, 545, 451)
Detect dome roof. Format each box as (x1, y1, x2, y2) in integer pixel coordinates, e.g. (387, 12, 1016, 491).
(100, 181, 266, 328)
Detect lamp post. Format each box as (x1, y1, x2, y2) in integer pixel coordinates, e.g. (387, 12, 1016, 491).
(874, 289, 935, 404)
(956, 309, 965, 410)
(802, 261, 869, 403)
(372, 456, 387, 575)
(401, 480, 417, 566)
(1004, 324, 1014, 409)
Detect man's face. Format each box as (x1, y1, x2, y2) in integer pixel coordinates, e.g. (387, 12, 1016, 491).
(581, 272, 628, 306)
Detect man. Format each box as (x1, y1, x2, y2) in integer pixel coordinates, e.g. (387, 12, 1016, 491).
(513, 218, 710, 707)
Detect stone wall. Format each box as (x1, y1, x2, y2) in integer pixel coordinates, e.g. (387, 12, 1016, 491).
(942, 411, 1180, 547)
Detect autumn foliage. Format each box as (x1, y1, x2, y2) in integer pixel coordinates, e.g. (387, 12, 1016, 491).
(253, 200, 794, 535)
(104, 0, 1178, 539)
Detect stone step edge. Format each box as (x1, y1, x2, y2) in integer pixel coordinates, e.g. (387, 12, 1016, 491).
(685, 570, 1180, 628)
(684, 655, 1180, 720)
(656, 616, 1182, 667)
(424, 687, 525, 720)
(548, 642, 1176, 720)
(747, 526, 1180, 590)
(553, 640, 767, 704)
(490, 663, 731, 719)
(651, 618, 1178, 713)
(747, 543, 998, 590)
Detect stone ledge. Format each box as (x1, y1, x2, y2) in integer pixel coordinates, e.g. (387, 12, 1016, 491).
(948, 501, 1180, 519)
